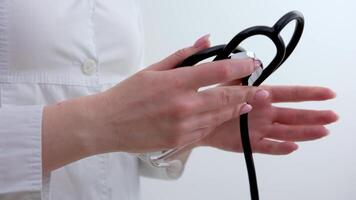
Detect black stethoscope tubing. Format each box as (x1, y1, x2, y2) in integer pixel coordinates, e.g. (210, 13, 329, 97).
(176, 11, 304, 200)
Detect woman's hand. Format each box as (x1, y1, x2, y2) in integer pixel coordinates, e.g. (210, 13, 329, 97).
(196, 86, 338, 155)
(99, 36, 263, 153)
(42, 34, 265, 173)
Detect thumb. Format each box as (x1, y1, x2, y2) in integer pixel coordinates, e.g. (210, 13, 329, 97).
(148, 34, 210, 71)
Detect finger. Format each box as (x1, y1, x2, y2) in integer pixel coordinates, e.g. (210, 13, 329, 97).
(173, 58, 259, 89)
(259, 86, 336, 103)
(219, 59, 263, 87)
(195, 86, 265, 112)
(254, 139, 298, 155)
(186, 103, 252, 130)
(273, 107, 338, 125)
(218, 79, 243, 87)
(266, 124, 329, 141)
(147, 34, 211, 71)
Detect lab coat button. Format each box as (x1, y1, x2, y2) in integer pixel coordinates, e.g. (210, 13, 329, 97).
(82, 59, 97, 75)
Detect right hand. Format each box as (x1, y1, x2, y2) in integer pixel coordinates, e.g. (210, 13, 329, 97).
(98, 35, 262, 153)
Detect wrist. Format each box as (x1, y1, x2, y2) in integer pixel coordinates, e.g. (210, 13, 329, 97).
(80, 92, 119, 155)
(42, 93, 118, 173)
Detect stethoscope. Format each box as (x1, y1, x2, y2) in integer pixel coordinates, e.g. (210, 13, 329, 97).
(139, 10, 304, 200)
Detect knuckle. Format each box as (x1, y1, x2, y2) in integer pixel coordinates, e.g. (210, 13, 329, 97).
(246, 59, 255, 74)
(218, 88, 233, 106)
(165, 73, 184, 88)
(174, 48, 189, 60)
(245, 59, 255, 73)
(169, 117, 190, 134)
(216, 64, 232, 80)
(231, 59, 254, 76)
(172, 76, 186, 88)
(301, 126, 309, 135)
(207, 113, 220, 126)
(133, 71, 155, 85)
(246, 88, 256, 102)
(133, 71, 148, 80)
(171, 100, 194, 118)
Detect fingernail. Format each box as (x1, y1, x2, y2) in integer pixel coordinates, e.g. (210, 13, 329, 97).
(254, 59, 262, 70)
(254, 89, 270, 101)
(193, 34, 210, 48)
(240, 103, 253, 115)
(324, 129, 330, 136)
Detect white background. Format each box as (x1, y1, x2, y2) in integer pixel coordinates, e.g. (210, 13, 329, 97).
(139, 1, 356, 199)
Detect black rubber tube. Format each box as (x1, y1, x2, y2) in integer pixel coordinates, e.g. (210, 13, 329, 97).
(177, 10, 305, 200)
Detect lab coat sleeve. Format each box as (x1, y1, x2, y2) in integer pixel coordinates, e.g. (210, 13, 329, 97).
(0, 105, 49, 200)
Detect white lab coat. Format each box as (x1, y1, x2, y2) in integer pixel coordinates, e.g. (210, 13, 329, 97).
(0, 1, 184, 199)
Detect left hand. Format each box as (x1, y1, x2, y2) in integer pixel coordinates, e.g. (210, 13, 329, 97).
(196, 85, 338, 155)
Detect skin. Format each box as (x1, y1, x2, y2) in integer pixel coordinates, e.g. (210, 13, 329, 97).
(42, 35, 338, 175)
(196, 85, 337, 154)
